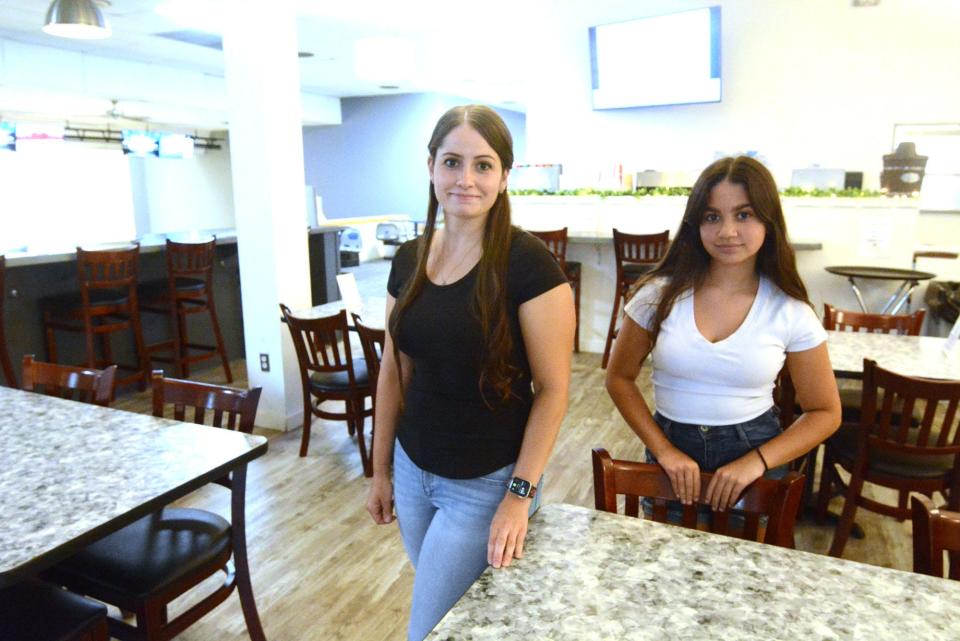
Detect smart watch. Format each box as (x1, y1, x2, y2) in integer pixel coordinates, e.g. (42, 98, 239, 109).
(508, 476, 537, 499)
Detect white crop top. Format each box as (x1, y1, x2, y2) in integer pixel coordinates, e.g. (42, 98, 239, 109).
(624, 276, 827, 425)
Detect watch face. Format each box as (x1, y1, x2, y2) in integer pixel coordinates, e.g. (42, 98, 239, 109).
(509, 477, 531, 497)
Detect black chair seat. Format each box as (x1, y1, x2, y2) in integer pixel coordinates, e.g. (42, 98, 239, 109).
(309, 358, 369, 392)
(138, 277, 206, 302)
(0, 578, 106, 641)
(52, 507, 230, 601)
(41, 288, 130, 311)
(830, 428, 955, 480)
(623, 263, 655, 282)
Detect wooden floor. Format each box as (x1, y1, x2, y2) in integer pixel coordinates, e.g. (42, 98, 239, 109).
(112, 353, 917, 641)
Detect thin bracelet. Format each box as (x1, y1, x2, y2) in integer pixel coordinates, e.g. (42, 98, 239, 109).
(755, 447, 769, 472)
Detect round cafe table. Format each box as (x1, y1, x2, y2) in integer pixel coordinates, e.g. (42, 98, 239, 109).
(825, 265, 935, 314)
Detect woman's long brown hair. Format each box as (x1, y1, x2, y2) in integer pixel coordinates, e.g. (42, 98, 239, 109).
(389, 105, 519, 405)
(636, 156, 812, 347)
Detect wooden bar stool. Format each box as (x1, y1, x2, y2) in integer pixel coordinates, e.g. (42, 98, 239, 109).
(528, 228, 581, 352)
(0, 255, 16, 387)
(601, 229, 669, 368)
(40, 244, 149, 390)
(138, 238, 233, 382)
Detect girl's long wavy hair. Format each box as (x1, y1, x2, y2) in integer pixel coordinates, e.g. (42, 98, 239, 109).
(389, 105, 519, 405)
(636, 156, 812, 347)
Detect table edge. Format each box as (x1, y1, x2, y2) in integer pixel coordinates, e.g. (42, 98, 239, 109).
(0, 438, 268, 588)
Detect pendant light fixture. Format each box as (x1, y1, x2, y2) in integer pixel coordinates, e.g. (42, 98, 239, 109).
(42, 0, 112, 40)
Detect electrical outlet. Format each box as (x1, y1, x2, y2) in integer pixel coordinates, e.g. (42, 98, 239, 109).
(259, 353, 270, 372)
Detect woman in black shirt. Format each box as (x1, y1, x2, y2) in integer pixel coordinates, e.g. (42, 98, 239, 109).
(365, 105, 575, 640)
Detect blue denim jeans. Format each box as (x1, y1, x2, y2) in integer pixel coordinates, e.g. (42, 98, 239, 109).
(645, 406, 786, 473)
(393, 440, 540, 641)
(643, 407, 787, 521)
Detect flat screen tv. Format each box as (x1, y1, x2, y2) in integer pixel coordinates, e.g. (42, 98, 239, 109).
(589, 6, 721, 110)
(122, 130, 159, 157)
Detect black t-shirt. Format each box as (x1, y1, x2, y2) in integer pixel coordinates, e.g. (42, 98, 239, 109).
(387, 228, 568, 479)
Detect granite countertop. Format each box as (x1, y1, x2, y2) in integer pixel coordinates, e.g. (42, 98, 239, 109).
(827, 330, 960, 380)
(0, 386, 267, 585)
(428, 503, 960, 641)
(292, 295, 387, 328)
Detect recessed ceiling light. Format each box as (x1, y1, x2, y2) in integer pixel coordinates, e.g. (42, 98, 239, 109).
(379, 85, 400, 90)
(298, 51, 314, 58)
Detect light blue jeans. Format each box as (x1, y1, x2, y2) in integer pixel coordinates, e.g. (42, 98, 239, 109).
(393, 439, 540, 641)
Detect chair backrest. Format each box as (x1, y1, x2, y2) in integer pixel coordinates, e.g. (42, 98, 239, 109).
(823, 303, 925, 335)
(591, 448, 805, 548)
(528, 228, 569, 270)
(773, 365, 797, 430)
(0, 256, 15, 388)
(351, 312, 385, 386)
(76, 243, 140, 307)
(165, 237, 216, 282)
(21, 354, 117, 406)
(913, 250, 959, 271)
(612, 229, 670, 268)
(912, 494, 960, 580)
(151, 370, 261, 433)
(280, 304, 359, 388)
(859, 358, 960, 466)
(151, 371, 261, 490)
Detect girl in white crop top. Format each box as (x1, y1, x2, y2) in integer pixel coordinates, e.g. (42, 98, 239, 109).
(605, 156, 841, 512)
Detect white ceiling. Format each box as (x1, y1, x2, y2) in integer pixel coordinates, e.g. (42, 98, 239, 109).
(0, 0, 642, 108)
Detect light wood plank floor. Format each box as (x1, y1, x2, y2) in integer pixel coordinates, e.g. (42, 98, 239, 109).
(111, 353, 917, 641)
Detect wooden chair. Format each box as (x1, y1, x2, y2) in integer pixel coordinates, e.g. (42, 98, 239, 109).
(911, 494, 960, 580)
(351, 312, 385, 391)
(823, 303, 927, 515)
(824, 302, 925, 420)
(528, 228, 582, 352)
(40, 244, 149, 390)
(47, 371, 265, 641)
(819, 359, 960, 557)
(352, 313, 385, 465)
(0, 578, 108, 641)
(910, 250, 959, 313)
(139, 238, 233, 382)
(602, 229, 669, 368)
(281, 304, 374, 475)
(824, 302, 925, 336)
(21, 355, 116, 406)
(592, 448, 805, 548)
(0, 255, 16, 387)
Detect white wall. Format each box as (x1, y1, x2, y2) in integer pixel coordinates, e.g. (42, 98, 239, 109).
(525, 0, 960, 190)
(0, 137, 235, 251)
(132, 141, 236, 235)
(0, 141, 136, 251)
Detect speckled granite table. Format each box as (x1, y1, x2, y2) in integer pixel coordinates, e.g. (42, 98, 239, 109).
(293, 296, 387, 328)
(827, 330, 959, 380)
(0, 386, 268, 587)
(428, 503, 960, 641)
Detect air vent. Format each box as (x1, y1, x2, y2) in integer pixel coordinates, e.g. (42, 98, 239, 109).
(156, 30, 223, 50)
